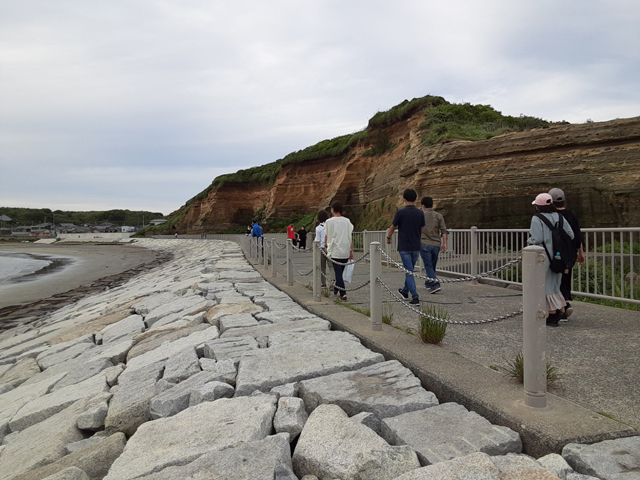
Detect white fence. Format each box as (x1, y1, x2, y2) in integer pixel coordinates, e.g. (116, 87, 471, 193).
(154, 226, 640, 305)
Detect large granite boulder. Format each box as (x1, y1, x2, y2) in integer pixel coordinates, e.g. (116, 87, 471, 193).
(392, 452, 501, 480)
(235, 331, 384, 396)
(298, 360, 438, 418)
(274, 396, 308, 441)
(9, 373, 109, 432)
(292, 404, 421, 480)
(0, 372, 67, 442)
(125, 327, 219, 373)
(149, 370, 232, 419)
(104, 361, 164, 436)
(99, 315, 145, 344)
(491, 453, 560, 480)
(563, 436, 640, 480)
(104, 394, 277, 480)
(0, 399, 89, 480)
(133, 433, 295, 480)
(381, 402, 522, 465)
(203, 336, 258, 365)
(0, 357, 41, 387)
(162, 346, 201, 383)
(11, 432, 126, 480)
(219, 317, 330, 339)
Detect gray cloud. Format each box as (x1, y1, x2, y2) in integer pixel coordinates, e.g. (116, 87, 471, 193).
(1, 0, 638, 215)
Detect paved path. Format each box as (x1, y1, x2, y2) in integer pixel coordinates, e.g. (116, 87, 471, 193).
(265, 246, 640, 437)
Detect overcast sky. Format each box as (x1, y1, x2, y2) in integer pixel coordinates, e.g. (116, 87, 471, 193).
(1, 1, 639, 216)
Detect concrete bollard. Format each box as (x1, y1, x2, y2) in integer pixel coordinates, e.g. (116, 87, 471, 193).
(287, 239, 293, 286)
(313, 240, 321, 301)
(370, 242, 382, 331)
(470, 226, 478, 278)
(271, 238, 277, 277)
(522, 245, 548, 408)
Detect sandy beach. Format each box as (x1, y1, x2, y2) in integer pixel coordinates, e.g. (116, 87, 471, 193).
(0, 242, 159, 309)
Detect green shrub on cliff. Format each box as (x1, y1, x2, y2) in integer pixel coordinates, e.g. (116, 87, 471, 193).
(419, 102, 556, 145)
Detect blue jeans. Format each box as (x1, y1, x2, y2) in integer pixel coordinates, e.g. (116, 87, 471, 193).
(399, 251, 419, 299)
(332, 258, 349, 296)
(420, 244, 440, 289)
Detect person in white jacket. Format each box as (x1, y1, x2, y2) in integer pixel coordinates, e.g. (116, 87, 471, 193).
(324, 201, 354, 301)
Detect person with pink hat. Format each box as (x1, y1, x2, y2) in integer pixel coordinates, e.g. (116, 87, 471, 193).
(528, 192, 575, 327)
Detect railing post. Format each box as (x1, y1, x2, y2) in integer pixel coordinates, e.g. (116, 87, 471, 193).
(370, 242, 382, 331)
(470, 226, 478, 277)
(313, 240, 321, 301)
(271, 238, 277, 277)
(522, 245, 547, 409)
(263, 238, 268, 269)
(363, 230, 369, 258)
(287, 239, 293, 286)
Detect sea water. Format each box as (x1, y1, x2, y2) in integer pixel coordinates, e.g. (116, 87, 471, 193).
(0, 253, 70, 285)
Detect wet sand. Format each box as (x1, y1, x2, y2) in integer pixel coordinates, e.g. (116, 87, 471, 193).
(0, 243, 160, 309)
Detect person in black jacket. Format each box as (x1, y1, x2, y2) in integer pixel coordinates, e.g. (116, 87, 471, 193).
(549, 188, 585, 320)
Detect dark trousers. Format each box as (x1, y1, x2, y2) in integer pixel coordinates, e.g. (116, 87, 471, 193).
(332, 258, 349, 296)
(560, 269, 572, 302)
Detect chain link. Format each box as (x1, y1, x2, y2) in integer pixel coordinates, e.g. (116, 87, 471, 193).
(378, 278, 522, 325)
(376, 247, 521, 283)
(320, 249, 370, 265)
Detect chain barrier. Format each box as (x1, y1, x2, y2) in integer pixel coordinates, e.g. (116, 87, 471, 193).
(376, 246, 521, 283)
(272, 240, 287, 250)
(320, 273, 371, 293)
(378, 278, 522, 325)
(320, 249, 370, 265)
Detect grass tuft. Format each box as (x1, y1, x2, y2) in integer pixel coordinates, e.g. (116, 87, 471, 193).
(416, 304, 448, 344)
(495, 351, 559, 384)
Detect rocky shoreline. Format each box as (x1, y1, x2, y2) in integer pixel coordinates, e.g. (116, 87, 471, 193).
(0, 239, 637, 480)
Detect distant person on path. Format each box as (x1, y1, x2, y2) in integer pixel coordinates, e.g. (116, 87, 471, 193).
(549, 188, 585, 320)
(528, 193, 574, 327)
(297, 226, 308, 250)
(287, 224, 296, 247)
(325, 200, 354, 301)
(419, 196, 448, 294)
(174, 233, 178, 239)
(246, 225, 252, 236)
(315, 209, 330, 287)
(387, 189, 425, 305)
(251, 221, 262, 238)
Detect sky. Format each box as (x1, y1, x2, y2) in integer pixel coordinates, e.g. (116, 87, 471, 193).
(1, 1, 639, 216)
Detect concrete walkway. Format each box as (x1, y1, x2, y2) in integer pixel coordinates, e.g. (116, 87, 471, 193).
(250, 247, 639, 456)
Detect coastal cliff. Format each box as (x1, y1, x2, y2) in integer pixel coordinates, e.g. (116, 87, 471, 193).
(172, 101, 640, 232)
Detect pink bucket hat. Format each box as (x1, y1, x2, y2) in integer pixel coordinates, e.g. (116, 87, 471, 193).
(532, 193, 553, 206)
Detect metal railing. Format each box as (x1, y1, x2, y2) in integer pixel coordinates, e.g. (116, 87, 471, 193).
(155, 225, 640, 305)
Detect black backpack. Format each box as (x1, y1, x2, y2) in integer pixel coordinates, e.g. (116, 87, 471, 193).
(535, 214, 577, 274)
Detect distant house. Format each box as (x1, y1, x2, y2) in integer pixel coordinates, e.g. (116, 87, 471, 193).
(11, 226, 31, 236)
(94, 223, 120, 233)
(0, 215, 12, 222)
(121, 226, 136, 233)
(149, 218, 167, 226)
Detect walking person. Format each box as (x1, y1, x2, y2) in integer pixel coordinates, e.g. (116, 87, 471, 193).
(387, 189, 425, 305)
(419, 196, 448, 294)
(528, 193, 574, 327)
(549, 188, 585, 320)
(251, 221, 263, 256)
(314, 209, 330, 287)
(297, 226, 308, 250)
(324, 200, 354, 301)
(286, 224, 296, 247)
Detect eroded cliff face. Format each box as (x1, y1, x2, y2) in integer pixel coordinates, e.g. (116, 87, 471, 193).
(177, 114, 640, 232)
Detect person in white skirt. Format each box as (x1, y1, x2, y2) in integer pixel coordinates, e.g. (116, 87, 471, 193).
(528, 193, 574, 327)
